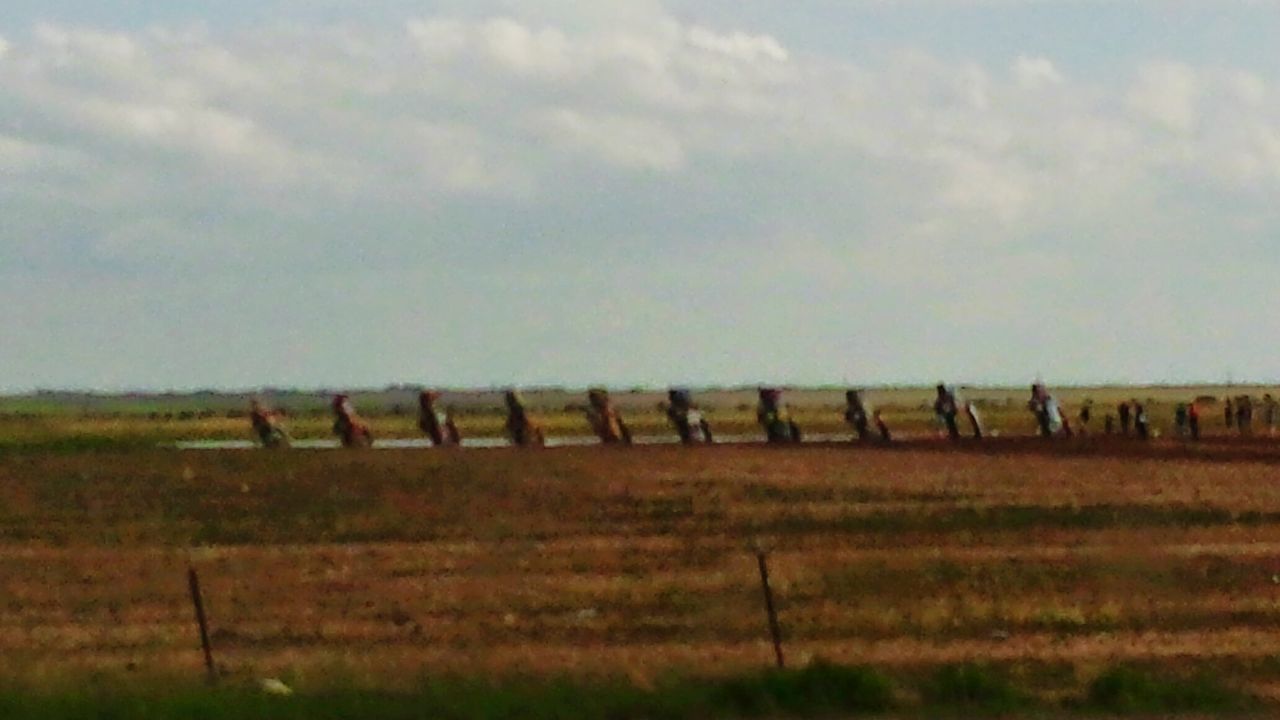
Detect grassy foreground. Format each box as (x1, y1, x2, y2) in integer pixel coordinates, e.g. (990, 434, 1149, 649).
(0, 662, 1255, 719)
(7, 442, 1280, 715)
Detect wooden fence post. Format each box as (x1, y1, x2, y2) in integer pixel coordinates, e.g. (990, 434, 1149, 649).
(187, 565, 217, 683)
(756, 550, 785, 669)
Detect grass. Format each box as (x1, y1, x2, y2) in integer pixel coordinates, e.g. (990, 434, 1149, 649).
(3, 387, 1267, 451)
(919, 663, 1030, 714)
(1082, 665, 1254, 714)
(5, 439, 1280, 712)
(0, 662, 1254, 719)
(0, 665, 895, 720)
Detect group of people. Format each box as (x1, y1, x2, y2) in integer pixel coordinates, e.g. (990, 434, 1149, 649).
(924, 384, 1213, 443)
(1221, 394, 1280, 436)
(248, 385, 1265, 449)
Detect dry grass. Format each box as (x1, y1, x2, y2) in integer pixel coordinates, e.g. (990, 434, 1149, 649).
(3, 440, 1280, 702)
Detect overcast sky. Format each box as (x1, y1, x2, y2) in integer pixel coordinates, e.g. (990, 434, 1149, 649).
(4, 1, 1280, 392)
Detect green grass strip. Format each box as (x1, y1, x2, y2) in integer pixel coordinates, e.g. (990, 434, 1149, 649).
(0, 661, 1260, 720)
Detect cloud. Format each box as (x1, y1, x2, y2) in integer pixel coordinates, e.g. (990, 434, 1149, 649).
(1127, 60, 1200, 133)
(5, 6, 1280, 389)
(1012, 55, 1063, 89)
(685, 25, 788, 63)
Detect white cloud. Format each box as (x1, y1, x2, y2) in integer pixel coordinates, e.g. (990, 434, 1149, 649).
(1128, 61, 1200, 133)
(1013, 55, 1063, 89)
(479, 17, 574, 77)
(538, 108, 684, 170)
(405, 18, 469, 61)
(685, 26, 788, 63)
(6, 7, 1280, 388)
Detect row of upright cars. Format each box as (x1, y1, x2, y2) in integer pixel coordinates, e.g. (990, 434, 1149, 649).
(250, 387, 734, 449)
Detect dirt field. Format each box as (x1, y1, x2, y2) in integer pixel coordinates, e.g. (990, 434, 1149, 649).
(4, 435, 1280, 707)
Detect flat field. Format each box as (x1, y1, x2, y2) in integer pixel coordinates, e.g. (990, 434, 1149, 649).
(2, 383, 1270, 450)
(4, 433, 1280, 715)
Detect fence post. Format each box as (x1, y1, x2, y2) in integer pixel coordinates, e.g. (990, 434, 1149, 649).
(187, 565, 217, 683)
(755, 550, 785, 669)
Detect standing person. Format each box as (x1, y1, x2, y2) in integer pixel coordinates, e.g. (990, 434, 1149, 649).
(1188, 401, 1201, 441)
(845, 389, 872, 442)
(1078, 400, 1093, 435)
(504, 390, 546, 447)
(249, 399, 290, 448)
(418, 390, 461, 447)
(758, 388, 801, 443)
(934, 384, 961, 441)
(1118, 401, 1132, 436)
(586, 388, 632, 445)
(666, 389, 713, 444)
(1133, 401, 1149, 440)
(1224, 397, 1235, 429)
(1265, 394, 1279, 436)
(1173, 403, 1189, 438)
(332, 394, 373, 448)
(1237, 396, 1253, 436)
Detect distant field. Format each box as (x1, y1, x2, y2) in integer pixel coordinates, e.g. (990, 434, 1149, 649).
(4, 437, 1280, 715)
(2, 384, 1274, 451)
(3, 384, 1272, 416)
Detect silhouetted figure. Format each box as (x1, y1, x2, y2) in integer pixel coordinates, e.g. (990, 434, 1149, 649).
(418, 390, 461, 447)
(666, 389, 713, 444)
(845, 389, 871, 441)
(874, 410, 892, 442)
(1237, 395, 1253, 436)
(332, 394, 373, 448)
(250, 399, 290, 448)
(1224, 397, 1234, 429)
(1133, 402, 1149, 440)
(1078, 401, 1093, 435)
(1174, 403, 1189, 438)
(1188, 401, 1201, 441)
(934, 384, 961, 441)
(586, 388, 632, 445)
(1266, 394, 1279, 436)
(758, 388, 801, 443)
(504, 390, 546, 447)
(1118, 401, 1132, 436)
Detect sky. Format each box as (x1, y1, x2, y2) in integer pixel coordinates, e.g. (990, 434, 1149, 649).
(4, 1, 1280, 392)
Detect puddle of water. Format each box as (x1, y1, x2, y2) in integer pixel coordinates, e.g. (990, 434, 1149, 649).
(169, 432, 858, 451)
